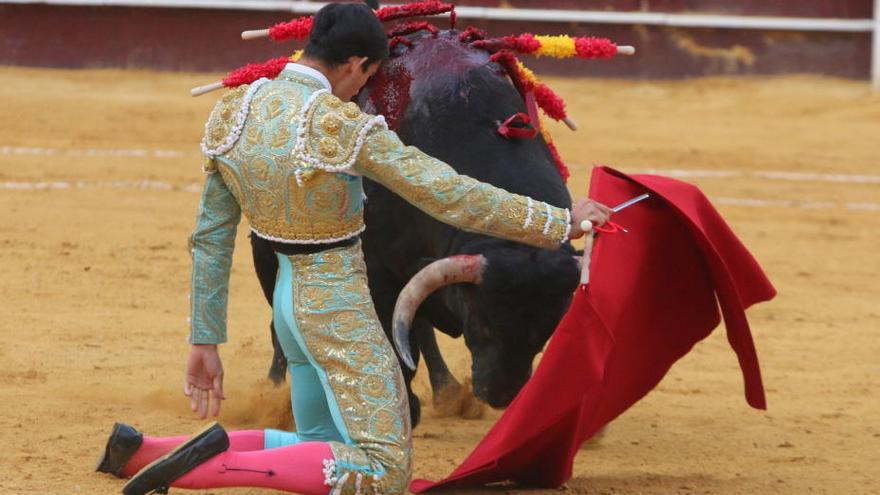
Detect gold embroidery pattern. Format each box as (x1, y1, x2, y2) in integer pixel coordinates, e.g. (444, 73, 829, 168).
(342, 102, 362, 120)
(202, 85, 248, 152)
(321, 113, 343, 135)
(319, 137, 341, 158)
(355, 127, 570, 249)
(278, 70, 327, 91)
(325, 96, 343, 109)
(215, 160, 244, 207)
(300, 92, 377, 169)
(209, 80, 367, 243)
(288, 244, 412, 495)
(188, 172, 241, 344)
(285, 173, 360, 240)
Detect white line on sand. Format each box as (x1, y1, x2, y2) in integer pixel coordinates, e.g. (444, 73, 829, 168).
(1, 180, 877, 212)
(0, 180, 200, 192)
(635, 168, 880, 184)
(0, 145, 191, 159)
(714, 197, 853, 210)
(636, 168, 743, 179)
(3, 147, 879, 185)
(752, 170, 880, 184)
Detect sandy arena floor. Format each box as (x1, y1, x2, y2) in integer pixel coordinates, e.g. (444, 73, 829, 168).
(0, 67, 878, 494)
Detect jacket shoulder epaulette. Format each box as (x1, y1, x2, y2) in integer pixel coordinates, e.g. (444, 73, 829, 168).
(199, 79, 273, 170)
(294, 91, 386, 173)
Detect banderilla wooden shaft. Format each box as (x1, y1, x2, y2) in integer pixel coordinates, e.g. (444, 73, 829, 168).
(242, 29, 271, 40)
(190, 81, 224, 97)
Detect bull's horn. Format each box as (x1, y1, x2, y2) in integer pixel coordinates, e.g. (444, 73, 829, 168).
(392, 255, 487, 370)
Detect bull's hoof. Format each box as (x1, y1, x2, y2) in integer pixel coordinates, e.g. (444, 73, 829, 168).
(267, 367, 286, 385)
(408, 392, 422, 428)
(432, 377, 485, 420)
(267, 356, 287, 386)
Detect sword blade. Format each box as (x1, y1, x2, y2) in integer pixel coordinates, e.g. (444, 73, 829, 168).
(612, 193, 650, 213)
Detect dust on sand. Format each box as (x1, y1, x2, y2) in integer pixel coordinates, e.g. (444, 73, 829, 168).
(0, 67, 878, 494)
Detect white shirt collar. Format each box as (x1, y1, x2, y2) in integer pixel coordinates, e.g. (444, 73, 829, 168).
(284, 63, 332, 91)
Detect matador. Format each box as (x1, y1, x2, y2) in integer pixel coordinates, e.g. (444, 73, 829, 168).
(95, 4, 609, 495)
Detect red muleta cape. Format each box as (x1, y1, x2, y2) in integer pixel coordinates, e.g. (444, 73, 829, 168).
(410, 166, 776, 491)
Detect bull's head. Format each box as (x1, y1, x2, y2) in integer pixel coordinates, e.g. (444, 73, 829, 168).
(358, 29, 588, 408)
(394, 245, 579, 407)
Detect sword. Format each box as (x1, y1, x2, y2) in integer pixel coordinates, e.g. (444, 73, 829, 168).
(580, 193, 651, 234)
(578, 193, 651, 284)
(612, 193, 650, 213)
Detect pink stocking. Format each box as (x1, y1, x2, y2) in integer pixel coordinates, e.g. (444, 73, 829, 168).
(172, 441, 332, 495)
(121, 430, 265, 478)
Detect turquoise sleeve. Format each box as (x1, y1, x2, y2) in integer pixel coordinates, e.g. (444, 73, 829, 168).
(189, 171, 241, 344)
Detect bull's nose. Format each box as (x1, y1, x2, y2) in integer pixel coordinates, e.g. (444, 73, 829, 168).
(479, 387, 517, 409)
(473, 383, 502, 407)
(474, 382, 490, 399)
(488, 393, 515, 409)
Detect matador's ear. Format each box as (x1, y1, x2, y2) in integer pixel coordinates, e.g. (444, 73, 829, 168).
(364, 0, 379, 9)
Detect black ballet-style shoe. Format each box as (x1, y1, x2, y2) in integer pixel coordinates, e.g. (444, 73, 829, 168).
(122, 422, 229, 495)
(95, 423, 144, 478)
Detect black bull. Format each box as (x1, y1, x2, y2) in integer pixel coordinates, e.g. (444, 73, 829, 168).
(250, 31, 580, 426)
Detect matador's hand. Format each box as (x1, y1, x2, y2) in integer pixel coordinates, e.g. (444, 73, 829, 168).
(184, 344, 225, 419)
(569, 198, 612, 239)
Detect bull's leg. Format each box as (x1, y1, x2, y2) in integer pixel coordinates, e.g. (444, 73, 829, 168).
(381, 313, 422, 428)
(401, 351, 423, 428)
(415, 322, 485, 419)
(250, 233, 286, 384)
(267, 321, 287, 384)
(413, 321, 462, 401)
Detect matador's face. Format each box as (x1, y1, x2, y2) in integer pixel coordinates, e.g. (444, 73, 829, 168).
(333, 57, 382, 102)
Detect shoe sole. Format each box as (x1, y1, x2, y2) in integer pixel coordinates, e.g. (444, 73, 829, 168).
(121, 421, 220, 495)
(94, 422, 123, 475)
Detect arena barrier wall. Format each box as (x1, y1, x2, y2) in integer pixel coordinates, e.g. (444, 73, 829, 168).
(0, 0, 876, 82)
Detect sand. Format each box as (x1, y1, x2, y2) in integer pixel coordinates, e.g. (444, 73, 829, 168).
(0, 67, 878, 494)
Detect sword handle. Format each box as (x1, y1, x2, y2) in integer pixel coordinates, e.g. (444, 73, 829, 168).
(579, 221, 594, 285)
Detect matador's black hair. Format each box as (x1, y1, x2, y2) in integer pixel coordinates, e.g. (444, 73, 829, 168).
(304, 3, 389, 70)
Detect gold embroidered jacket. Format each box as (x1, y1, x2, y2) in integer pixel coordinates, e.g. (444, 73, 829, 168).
(189, 70, 571, 344)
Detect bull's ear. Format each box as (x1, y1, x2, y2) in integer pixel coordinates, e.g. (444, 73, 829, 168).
(364, 0, 380, 9)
